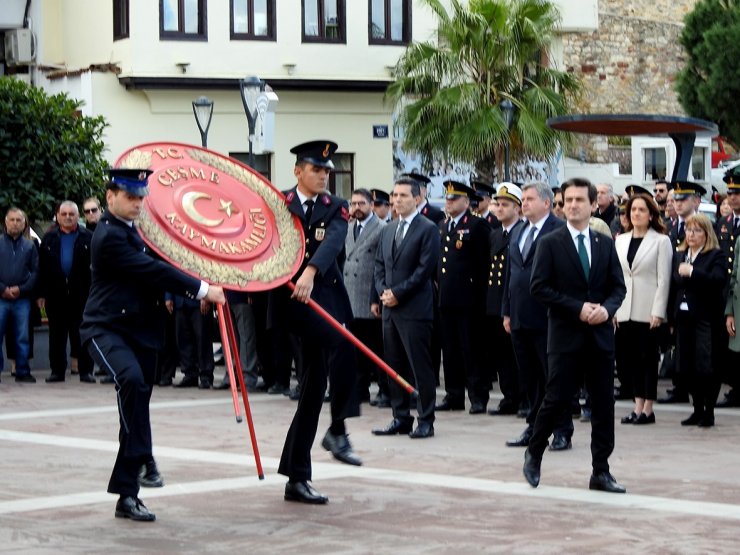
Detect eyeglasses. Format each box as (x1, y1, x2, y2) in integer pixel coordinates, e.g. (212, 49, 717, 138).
(685, 228, 705, 234)
(84, 207, 99, 214)
(554, 201, 564, 208)
(349, 200, 368, 206)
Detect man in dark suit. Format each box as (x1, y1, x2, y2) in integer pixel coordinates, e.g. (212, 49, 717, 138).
(523, 177, 627, 493)
(372, 177, 440, 439)
(38, 200, 95, 383)
(343, 188, 388, 405)
(81, 169, 225, 521)
(486, 183, 523, 415)
(275, 141, 361, 505)
(502, 182, 573, 451)
(435, 181, 492, 414)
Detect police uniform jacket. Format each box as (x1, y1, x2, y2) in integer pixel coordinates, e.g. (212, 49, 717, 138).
(716, 213, 740, 280)
(437, 210, 491, 309)
(343, 214, 384, 319)
(80, 211, 202, 351)
(281, 188, 353, 325)
(486, 219, 523, 317)
(726, 236, 740, 352)
(37, 225, 93, 310)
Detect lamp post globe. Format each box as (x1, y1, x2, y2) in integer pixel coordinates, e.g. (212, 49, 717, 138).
(192, 96, 214, 148)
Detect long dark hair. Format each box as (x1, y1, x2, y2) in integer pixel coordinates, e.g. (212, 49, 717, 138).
(624, 194, 667, 234)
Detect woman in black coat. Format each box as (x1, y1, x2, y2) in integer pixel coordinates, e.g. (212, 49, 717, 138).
(671, 214, 728, 427)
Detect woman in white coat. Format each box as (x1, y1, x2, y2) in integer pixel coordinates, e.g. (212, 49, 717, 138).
(615, 194, 673, 424)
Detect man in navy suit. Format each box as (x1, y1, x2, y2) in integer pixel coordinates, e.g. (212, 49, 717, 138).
(81, 169, 225, 521)
(372, 177, 440, 439)
(502, 182, 573, 451)
(523, 178, 626, 493)
(275, 141, 361, 505)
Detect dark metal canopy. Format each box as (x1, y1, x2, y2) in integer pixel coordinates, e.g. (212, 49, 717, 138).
(547, 114, 719, 182)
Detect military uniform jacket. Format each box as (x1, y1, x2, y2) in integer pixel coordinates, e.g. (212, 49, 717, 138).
(726, 236, 740, 352)
(716, 213, 740, 280)
(281, 188, 353, 324)
(80, 211, 202, 351)
(343, 215, 385, 319)
(437, 210, 491, 310)
(481, 211, 502, 230)
(38, 225, 93, 309)
(486, 219, 523, 317)
(419, 202, 445, 225)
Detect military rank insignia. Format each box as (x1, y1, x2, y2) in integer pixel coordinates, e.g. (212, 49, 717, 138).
(315, 228, 326, 241)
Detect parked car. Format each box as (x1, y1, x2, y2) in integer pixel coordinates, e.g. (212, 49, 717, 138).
(712, 136, 739, 168)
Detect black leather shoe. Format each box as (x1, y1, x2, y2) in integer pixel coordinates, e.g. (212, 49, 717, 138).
(138, 460, 164, 488)
(506, 429, 532, 447)
(115, 496, 156, 521)
(100, 375, 114, 384)
(372, 418, 413, 436)
(321, 430, 362, 466)
(284, 480, 328, 504)
(288, 387, 301, 400)
(79, 374, 96, 383)
(517, 407, 529, 418)
(175, 376, 199, 388)
(158, 378, 173, 386)
(198, 378, 212, 389)
(621, 411, 638, 424)
(45, 374, 65, 383)
(268, 383, 290, 395)
(469, 402, 486, 415)
(488, 402, 518, 416)
(681, 412, 703, 426)
(658, 391, 689, 404)
(697, 415, 715, 427)
(523, 449, 541, 488)
(408, 422, 434, 438)
(589, 472, 626, 493)
(634, 412, 655, 425)
(435, 398, 464, 411)
(371, 392, 391, 408)
(549, 434, 572, 451)
(15, 374, 37, 383)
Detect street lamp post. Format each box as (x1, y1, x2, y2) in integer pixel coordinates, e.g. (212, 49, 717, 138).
(239, 76, 265, 169)
(192, 96, 214, 147)
(501, 98, 516, 182)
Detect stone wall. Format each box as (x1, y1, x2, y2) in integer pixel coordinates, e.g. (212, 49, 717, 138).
(560, 0, 700, 163)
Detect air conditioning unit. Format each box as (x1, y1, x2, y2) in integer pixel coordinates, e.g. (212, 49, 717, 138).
(4, 28, 35, 66)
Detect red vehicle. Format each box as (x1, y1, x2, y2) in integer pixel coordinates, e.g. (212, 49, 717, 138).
(712, 136, 739, 168)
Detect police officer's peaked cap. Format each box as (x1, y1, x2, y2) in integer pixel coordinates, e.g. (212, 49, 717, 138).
(290, 140, 338, 169)
(724, 165, 740, 192)
(471, 180, 495, 197)
(400, 172, 432, 187)
(444, 180, 479, 200)
(625, 184, 653, 197)
(671, 180, 706, 200)
(370, 188, 390, 205)
(106, 168, 153, 197)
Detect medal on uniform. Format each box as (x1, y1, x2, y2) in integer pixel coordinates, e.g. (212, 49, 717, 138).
(315, 228, 325, 241)
(456, 239, 463, 249)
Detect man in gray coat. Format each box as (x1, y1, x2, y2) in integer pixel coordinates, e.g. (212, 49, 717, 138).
(343, 189, 388, 405)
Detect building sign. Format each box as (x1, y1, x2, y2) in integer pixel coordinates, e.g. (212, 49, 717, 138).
(373, 125, 389, 139)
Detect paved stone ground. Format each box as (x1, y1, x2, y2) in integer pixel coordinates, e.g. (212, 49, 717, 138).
(1, 367, 739, 554)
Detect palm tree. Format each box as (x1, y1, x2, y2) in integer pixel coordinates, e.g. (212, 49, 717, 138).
(386, 0, 581, 178)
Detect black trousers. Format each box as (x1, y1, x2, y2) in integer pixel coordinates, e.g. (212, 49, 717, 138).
(529, 341, 615, 473)
(350, 317, 387, 398)
(155, 310, 178, 383)
(615, 321, 659, 400)
(278, 300, 358, 482)
(383, 317, 436, 425)
(487, 315, 519, 406)
(677, 312, 722, 414)
(175, 304, 214, 380)
(511, 328, 573, 437)
(47, 295, 93, 378)
(440, 307, 488, 405)
(87, 333, 156, 498)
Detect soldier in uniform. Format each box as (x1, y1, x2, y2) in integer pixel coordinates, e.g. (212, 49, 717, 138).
(472, 179, 502, 229)
(486, 183, 524, 415)
(716, 167, 740, 407)
(404, 173, 445, 225)
(81, 169, 225, 522)
(371, 189, 392, 223)
(435, 181, 492, 414)
(275, 140, 361, 505)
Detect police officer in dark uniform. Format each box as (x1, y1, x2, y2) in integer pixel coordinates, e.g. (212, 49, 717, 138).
(716, 168, 740, 407)
(276, 140, 361, 505)
(81, 169, 225, 522)
(472, 180, 502, 229)
(404, 173, 445, 225)
(486, 183, 524, 415)
(435, 181, 492, 414)
(371, 188, 392, 223)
